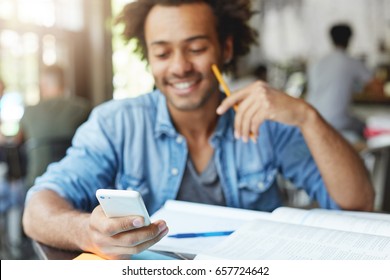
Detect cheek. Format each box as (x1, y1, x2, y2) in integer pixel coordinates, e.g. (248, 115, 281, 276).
(149, 60, 165, 81)
(194, 53, 219, 75)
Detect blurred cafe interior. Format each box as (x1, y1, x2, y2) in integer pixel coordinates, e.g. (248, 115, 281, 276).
(0, 0, 390, 259)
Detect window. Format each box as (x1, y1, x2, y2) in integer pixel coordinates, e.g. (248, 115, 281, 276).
(111, 0, 154, 99)
(0, 0, 84, 136)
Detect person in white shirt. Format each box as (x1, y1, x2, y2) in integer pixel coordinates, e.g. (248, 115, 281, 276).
(307, 23, 373, 143)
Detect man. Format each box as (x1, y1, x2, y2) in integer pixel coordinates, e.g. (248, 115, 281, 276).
(18, 65, 91, 189)
(23, 0, 373, 260)
(306, 23, 373, 143)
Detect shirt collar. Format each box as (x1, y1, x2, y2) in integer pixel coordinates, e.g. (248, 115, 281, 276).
(154, 91, 177, 138)
(154, 90, 235, 141)
(211, 105, 235, 144)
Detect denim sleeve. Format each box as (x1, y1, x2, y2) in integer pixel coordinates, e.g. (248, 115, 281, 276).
(25, 104, 119, 212)
(267, 121, 340, 209)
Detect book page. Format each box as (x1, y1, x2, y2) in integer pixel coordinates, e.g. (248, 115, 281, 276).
(272, 207, 390, 222)
(334, 209, 390, 222)
(195, 219, 390, 260)
(149, 200, 271, 255)
(271, 207, 390, 237)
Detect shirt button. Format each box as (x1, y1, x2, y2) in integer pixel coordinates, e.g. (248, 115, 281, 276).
(171, 168, 179, 176)
(176, 136, 184, 144)
(257, 182, 265, 191)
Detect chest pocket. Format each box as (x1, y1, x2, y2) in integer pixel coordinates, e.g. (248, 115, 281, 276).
(237, 168, 280, 211)
(118, 175, 150, 202)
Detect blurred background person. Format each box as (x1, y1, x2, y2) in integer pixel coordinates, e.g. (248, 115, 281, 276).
(306, 23, 374, 144)
(18, 65, 91, 190)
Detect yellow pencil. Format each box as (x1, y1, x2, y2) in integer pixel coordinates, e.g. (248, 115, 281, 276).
(211, 64, 238, 111)
(211, 64, 256, 141)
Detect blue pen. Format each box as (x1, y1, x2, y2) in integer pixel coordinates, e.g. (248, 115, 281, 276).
(168, 230, 234, 238)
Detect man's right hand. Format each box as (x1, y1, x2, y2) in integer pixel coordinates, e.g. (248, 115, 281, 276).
(84, 205, 169, 259)
(23, 190, 169, 260)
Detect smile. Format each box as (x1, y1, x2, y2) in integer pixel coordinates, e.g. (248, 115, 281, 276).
(172, 81, 197, 90)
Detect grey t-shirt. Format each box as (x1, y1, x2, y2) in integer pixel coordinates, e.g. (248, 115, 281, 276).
(307, 49, 372, 136)
(176, 155, 226, 206)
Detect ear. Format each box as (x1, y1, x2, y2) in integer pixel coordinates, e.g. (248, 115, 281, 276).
(223, 36, 233, 64)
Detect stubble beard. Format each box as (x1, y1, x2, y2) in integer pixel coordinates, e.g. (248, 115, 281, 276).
(166, 88, 215, 112)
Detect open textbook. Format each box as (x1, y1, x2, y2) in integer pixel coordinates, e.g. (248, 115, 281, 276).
(195, 207, 390, 260)
(149, 200, 390, 260)
(149, 200, 270, 256)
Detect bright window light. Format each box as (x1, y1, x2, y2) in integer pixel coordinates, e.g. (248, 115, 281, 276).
(17, 0, 56, 27)
(111, 0, 154, 99)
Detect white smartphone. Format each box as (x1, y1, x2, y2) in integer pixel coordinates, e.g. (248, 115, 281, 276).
(96, 189, 151, 226)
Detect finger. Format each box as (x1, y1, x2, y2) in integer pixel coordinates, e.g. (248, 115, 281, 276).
(111, 220, 167, 247)
(239, 98, 261, 142)
(216, 90, 247, 115)
(100, 215, 150, 236)
(250, 110, 266, 138)
(234, 92, 259, 141)
(129, 225, 169, 256)
(102, 223, 169, 260)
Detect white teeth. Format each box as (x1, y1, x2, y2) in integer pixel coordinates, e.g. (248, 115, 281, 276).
(173, 82, 194, 89)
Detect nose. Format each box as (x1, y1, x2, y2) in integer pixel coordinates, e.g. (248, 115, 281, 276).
(169, 51, 193, 77)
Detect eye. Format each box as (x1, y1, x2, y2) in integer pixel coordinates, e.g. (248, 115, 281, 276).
(189, 47, 207, 54)
(155, 52, 169, 59)
(151, 47, 170, 60)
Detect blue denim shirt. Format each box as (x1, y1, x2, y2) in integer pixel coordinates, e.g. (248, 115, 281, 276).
(26, 90, 339, 214)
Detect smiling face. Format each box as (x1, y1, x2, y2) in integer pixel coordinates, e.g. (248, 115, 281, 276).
(145, 2, 232, 112)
